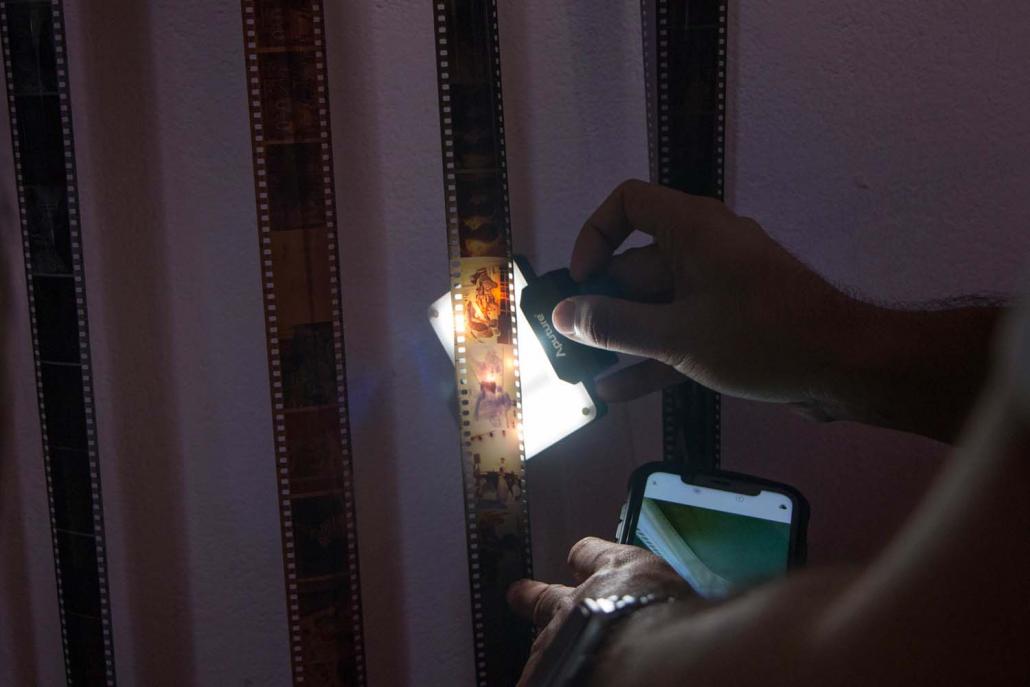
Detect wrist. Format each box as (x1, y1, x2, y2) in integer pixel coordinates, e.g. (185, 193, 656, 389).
(787, 287, 881, 420)
(761, 263, 876, 415)
(815, 301, 1000, 441)
(807, 299, 895, 422)
(589, 597, 700, 687)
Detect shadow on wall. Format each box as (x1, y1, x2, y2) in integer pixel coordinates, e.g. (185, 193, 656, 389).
(78, 1, 195, 683)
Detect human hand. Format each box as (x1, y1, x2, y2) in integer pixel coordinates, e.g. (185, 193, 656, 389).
(507, 537, 689, 687)
(552, 179, 864, 409)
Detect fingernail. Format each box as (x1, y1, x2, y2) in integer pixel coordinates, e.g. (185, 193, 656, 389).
(552, 299, 576, 336)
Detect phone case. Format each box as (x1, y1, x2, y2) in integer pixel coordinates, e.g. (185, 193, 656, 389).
(616, 461, 810, 567)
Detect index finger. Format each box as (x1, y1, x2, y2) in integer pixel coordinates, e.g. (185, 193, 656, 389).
(566, 536, 624, 582)
(570, 179, 722, 282)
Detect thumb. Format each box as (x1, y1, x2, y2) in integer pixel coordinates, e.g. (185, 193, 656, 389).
(551, 295, 678, 363)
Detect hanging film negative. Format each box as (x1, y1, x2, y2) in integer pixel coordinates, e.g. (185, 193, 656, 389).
(643, 0, 727, 469)
(240, 2, 365, 684)
(1, 1, 116, 684)
(433, 1, 534, 685)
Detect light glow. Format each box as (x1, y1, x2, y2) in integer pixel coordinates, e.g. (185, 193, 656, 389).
(429, 263, 598, 459)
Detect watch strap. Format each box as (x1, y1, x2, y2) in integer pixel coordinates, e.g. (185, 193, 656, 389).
(526, 594, 675, 687)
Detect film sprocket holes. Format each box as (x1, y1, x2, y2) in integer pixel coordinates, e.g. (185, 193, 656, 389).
(242, 0, 366, 683)
(429, 256, 615, 459)
(434, 2, 534, 683)
(645, 0, 728, 468)
(1, 1, 117, 682)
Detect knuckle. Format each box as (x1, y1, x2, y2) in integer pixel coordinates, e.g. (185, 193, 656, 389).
(597, 548, 629, 571)
(567, 537, 590, 565)
(616, 178, 651, 215)
(567, 536, 600, 568)
(600, 543, 651, 571)
(589, 568, 616, 588)
(616, 177, 647, 196)
(608, 548, 636, 569)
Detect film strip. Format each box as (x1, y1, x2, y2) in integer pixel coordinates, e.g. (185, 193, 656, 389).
(643, 0, 727, 469)
(432, 2, 534, 685)
(240, 2, 365, 684)
(1, 1, 116, 683)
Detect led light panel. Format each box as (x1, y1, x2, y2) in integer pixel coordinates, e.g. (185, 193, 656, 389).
(429, 263, 599, 459)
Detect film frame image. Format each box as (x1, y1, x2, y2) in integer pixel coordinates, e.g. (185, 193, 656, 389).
(258, 49, 321, 142)
(455, 172, 507, 258)
(450, 83, 500, 172)
(296, 575, 361, 686)
(254, 0, 316, 50)
(465, 343, 518, 436)
(457, 257, 512, 344)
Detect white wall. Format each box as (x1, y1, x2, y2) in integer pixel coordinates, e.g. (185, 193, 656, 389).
(69, 1, 290, 684)
(2, 2, 1028, 686)
(724, 1, 1030, 565)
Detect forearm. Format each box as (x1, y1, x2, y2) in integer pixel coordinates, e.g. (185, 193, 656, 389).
(593, 569, 857, 687)
(595, 345, 1030, 687)
(521, 306, 1028, 687)
(812, 299, 1003, 443)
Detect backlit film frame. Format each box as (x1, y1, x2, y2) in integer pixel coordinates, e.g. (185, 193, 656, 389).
(1, 1, 117, 683)
(240, 1, 365, 684)
(433, 1, 535, 685)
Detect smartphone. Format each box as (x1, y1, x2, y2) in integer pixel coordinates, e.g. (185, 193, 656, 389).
(617, 462, 808, 599)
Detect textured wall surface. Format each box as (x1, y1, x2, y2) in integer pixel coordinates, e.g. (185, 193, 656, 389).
(724, 0, 1030, 566)
(2, 1, 1029, 686)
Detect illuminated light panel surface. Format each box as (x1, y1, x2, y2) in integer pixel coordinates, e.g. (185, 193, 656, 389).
(429, 264, 598, 459)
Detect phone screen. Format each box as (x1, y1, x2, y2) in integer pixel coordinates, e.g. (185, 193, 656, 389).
(632, 472, 794, 598)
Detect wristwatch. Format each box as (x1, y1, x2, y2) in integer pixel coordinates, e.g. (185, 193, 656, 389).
(525, 594, 675, 687)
